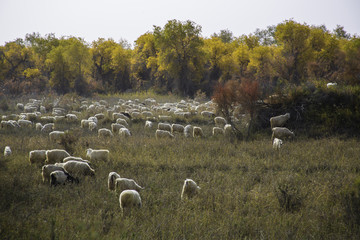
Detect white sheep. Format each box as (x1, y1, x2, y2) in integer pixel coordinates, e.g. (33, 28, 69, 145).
(214, 116, 227, 126)
(35, 122, 43, 131)
(273, 138, 283, 150)
(145, 120, 153, 129)
(50, 170, 78, 186)
(270, 113, 290, 129)
(158, 123, 172, 132)
(119, 127, 131, 138)
(184, 125, 193, 138)
(224, 124, 233, 136)
(94, 113, 105, 120)
(119, 190, 142, 216)
(18, 119, 33, 128)
(29, 150, 47, 164)
(201, 111, 215, 118)
(41, 164, 66, 183)
(108, 172, 121, 191)
(158, 115, 171, 121)
(88, 116, 98, 124)
(116, 118, 129, 127)
(63, 160, 95, 179)
(89, 121, 97, 131)
(155, 129, 174, 139)
(181, 179, 201, 200)
(171, 123, 184, 134)
(115, 178, 144, 193)
(45, 149, 70, 164)
(81, 119, 92, 128)
(41, 123, 54, 132)
(212, 127, 225, 136)
(327, 82, 337, 88)
(98, 128, 113, 138)
(271, 127, 295, 141)
(193, 126, 204, 138)
(63, 156, 90, 164)
(111, 123, 125, 133)
(65, 114, 78, 122)
(49, 131, 65, 143)
(86, 148, 109, 162)
(4, 146, 11, 157)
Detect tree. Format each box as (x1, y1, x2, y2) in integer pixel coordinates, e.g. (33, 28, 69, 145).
(211, 29, 234, 43)
(212, 79, 260, 140)
(111, 45, 132, 92)
(154, 19, 205, 96)
(334, 25, 351, 39)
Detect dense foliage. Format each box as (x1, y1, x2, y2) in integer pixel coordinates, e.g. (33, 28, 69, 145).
(0, 20, 359, 98)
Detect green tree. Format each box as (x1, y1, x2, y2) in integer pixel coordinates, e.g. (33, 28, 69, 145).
(111, 44, 132, 92)
(154, 19, 205, 96)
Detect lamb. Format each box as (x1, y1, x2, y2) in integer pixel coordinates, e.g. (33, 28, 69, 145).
(171, 123, 184, 134)
(181, 179, 201, 200)
(89, 121, 97, 131)
(108, 172, 121, 191)
(4, 146, 11, 157)
(193, 126, 204, 138)
(115, 178, 144, 193)
(41, 164, 66, 183)
(158, 123, 172, 132)
(184, 125, 193, 138)
(63, 160, 95, 179)
(119, 127, 131, 138)
(212, 127, 225, 136)
(50, 170, 78, 186)
(86, 148, 109, 162)
(41, 123, 54, 132)
(98, 128, 114, 138)
(145, 120, 153, 129)
(270, 113, 290, 129)
(29, 150, 47, 164)
(155, 129, 174, 139)
(119, 190, 142, 216)
(214, 116, 227, 126)
(45, 149, 70, 164)
(273, 138, 283, 150)
(49, 131, 65, 143)
(271, 127, 295, 141)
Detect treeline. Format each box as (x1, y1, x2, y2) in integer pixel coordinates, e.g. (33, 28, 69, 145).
(0, 19, 359, 97)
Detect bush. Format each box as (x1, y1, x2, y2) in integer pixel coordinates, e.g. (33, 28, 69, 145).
(275, 175, 303, 212)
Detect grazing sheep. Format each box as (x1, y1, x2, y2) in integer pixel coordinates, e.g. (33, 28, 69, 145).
(108, 172, 121, 191)
(115, 178, 144, 193)
(18, 119, 33, 128)
(116, 118, 129, 127)
(201, 111, 215, 118)
(65, 114, 78, 122)
(214, 116, 227, 126)
(41, 123, 54, 132)
(98, 128, 113, 138)
(29, 150, 47, 164)
(158, 115, 171, 121)
(4, 146, 11, 157)
(119, 190, 142, 216)
(158, 123, 172, 132)
(94, 113, 105, 120)
(111, 123, 125, 133)
(193, 126, 204, 138)
(212, 127, 225, 136)
(45, 149, 70, 164)
(49, 131, 65, 143)
(35, 122, 43, 131)
(81, 119, 92, 128)
(89, 121, 97, 131)
(155, 129, 174, 139)
(41, 164, 66, 183)
(270, 113, 290, 129)
(171, 124, 184, 134)
(327, 82, 337, 88)
(184, 125, 193, 138)
(88, 116, 98, 124)
(271, 127, 295, 141)
(273, 138, 283, 150)
(63, 160, 95, 179)
(86, 148, 109, 162)
(145, 120, 153, 129)
(224, 124, 233, 136)
(181, 179, 201, 200)
(50, 170, 78, 186)
(113, 113, 130, 121)
(63, 156, 90, 164)
(119, 127, 131, 138)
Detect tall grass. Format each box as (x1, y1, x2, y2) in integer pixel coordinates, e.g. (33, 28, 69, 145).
(1, 117, 360, 239)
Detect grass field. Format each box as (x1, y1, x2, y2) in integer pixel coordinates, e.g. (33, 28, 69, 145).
(1, 97, 360, 239)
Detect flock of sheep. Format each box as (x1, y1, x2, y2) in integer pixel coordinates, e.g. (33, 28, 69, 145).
(1, 97, 294, 215)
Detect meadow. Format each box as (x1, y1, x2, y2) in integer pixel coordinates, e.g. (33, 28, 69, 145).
(0, 95, 360, 239)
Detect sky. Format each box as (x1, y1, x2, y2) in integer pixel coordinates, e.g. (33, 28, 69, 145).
(0, 0, 359, 47)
